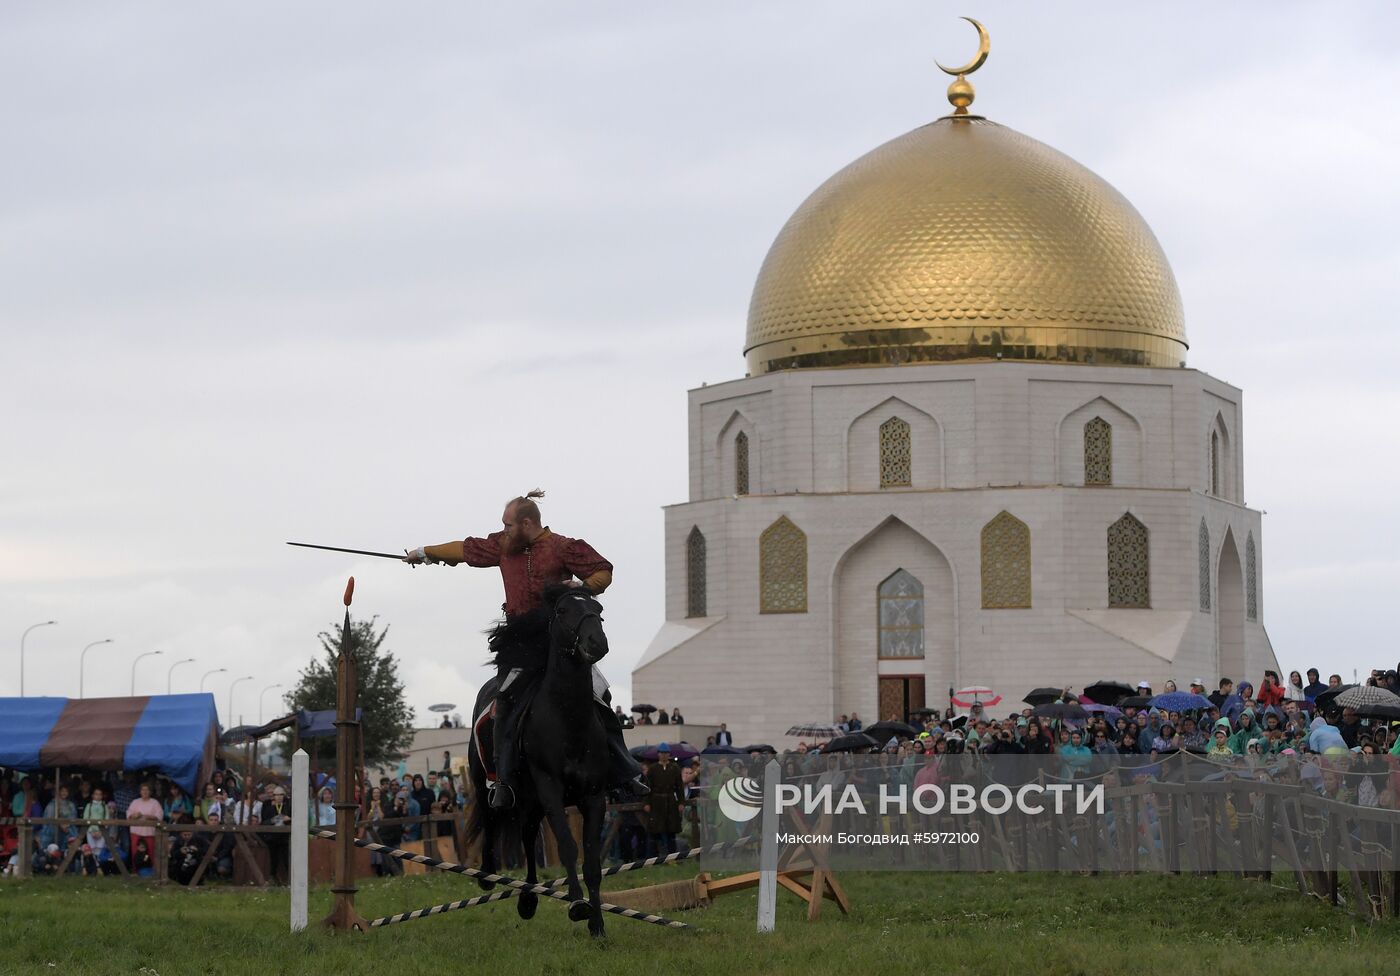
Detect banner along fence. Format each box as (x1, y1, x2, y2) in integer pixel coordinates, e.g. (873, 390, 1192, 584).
(692, 754, 1400, 920)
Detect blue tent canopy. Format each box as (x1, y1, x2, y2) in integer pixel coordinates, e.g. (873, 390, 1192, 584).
(0, 693, 219, 793)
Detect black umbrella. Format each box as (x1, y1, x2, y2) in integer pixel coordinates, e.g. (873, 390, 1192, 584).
(908, 707, 939, 719)
(1313, 684, 1357, 713)
(701, 744, 746, 755)
(1032, 702, 1087, 721)
(742, 744, 777, 754)
(1355, 702, 1400, 722)
(1083, 681, 1134, 705)
(823, 732, 880, 753)
(863, 720, 920, 743)
(1024, 687, 1065, 707)
(1120, 696, 1153, 710)
(630, 704, 657, 714)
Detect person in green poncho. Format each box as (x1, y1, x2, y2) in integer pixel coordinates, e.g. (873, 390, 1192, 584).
(1228, 711, 1259, 755)
(1208, 719, 1235, 759)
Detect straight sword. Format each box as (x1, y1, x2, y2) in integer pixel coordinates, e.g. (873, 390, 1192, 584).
(286, 542, 406, 560)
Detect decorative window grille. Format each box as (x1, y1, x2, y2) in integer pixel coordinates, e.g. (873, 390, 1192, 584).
(1084, 417, 1112, 485)
(980, 511, 1031, 609)
(1198, 519, 1211, 612)
(759, 516, 806, 613)
(1246, 533, 1258, 621)
(1107, 513, 1150, 608)
(735, 431, 750, 495)
(686, 527, 706, 618)
(1210, 431, 1220, 496)
(878, 569, 924, 658)
(879, 416, 912, 488)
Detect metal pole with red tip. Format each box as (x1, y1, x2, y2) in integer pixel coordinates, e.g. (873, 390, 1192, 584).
(322, 577, 368, 933)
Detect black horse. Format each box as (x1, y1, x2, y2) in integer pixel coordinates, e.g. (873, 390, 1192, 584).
(465, 585, 611, 937)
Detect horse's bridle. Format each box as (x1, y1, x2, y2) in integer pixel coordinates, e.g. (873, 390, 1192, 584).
(553, 592, 603, 661)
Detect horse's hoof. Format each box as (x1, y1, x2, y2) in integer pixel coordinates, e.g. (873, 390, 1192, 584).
(567, 900, 591, 923)
(478, 879, 496, 892)
(517, 892, 538, 919)
(589, 920, 606, 939)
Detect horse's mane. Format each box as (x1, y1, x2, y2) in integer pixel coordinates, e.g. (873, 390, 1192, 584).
(483, 584, 581, 671)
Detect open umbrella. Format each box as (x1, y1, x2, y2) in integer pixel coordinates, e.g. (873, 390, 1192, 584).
(1336, 685, 1400, 711)
(863, 720, 920, 743)
(1032, 702, 1087, 721)
(1313, 684, 1357, 713)
(1024, 687, 1065, 707)
(951, 687, 1002, 709)
(787, 723, 844, 738)
(630, 742, 699, 762)
(630, 704, 657, 714)
(743, 744, 777, 754)
(1355, 702, 1400, 722)
(1150, 691, 1214, 712)
(700, 744, 746, 755)
(1083, 703, 1123, 719)
(823, 732, 879, 753)
(1083, 681, 1134, 705)
(908, 707, 939, 719)
(1120, 696, 1153, 710)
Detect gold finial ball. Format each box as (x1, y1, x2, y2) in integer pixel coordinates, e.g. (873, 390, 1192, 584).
(946, 76, 975, 115)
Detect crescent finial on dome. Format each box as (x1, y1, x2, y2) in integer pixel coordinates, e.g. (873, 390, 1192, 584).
(936, 16, 989, 116)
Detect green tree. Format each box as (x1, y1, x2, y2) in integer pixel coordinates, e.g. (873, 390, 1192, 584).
(282, 615, 416, 769)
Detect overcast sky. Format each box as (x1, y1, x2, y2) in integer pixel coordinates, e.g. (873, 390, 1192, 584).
(4, 2, 1398, 728)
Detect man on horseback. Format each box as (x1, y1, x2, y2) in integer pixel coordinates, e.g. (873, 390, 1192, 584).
(404, 490, 647, 810)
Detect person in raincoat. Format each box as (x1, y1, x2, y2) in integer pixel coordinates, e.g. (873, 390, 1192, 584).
(1208, 719, 1236, 760)
(1057, 729, 1093, 779)
(1308, 716, 1348, 756)
(1228, 711, 1260, 755)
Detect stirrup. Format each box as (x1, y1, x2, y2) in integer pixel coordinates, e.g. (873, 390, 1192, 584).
(489, 782, 515, 810)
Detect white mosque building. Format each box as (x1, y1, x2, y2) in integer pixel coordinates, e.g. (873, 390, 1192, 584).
(632, 55, 1279, 745)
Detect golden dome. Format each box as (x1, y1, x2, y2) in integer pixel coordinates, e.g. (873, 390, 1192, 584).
(745, 117, 1187, 373)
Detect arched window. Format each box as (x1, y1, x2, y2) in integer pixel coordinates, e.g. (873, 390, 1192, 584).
(878, 569, 924, 659)
(1246, 532, 1258, 621)
(759, 516, 806, 614)
(1084, 417, 1112, 485)
(981, 511, 1031, 609)
(879, 416, 912, 488)
(1198, 519, 1211, 612)
(686, 527, 706, 618)
(735, 431, 750, 496)
(1209, 431, 1220, 496)
(1107, 513, 1150, 608)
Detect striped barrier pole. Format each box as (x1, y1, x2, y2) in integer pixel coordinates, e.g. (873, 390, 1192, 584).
(308, 829, 691, 930)
(362, 837, 756, 927)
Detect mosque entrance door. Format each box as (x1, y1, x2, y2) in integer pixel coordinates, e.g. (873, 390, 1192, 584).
(878, 676, 925, 723)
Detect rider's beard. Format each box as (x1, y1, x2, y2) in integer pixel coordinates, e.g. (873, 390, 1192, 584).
(499, 528, 527, 555)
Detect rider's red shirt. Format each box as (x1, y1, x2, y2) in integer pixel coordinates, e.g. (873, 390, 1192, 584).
(429, 527, 612, 616)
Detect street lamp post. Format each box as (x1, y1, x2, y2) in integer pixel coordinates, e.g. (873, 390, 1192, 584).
(258, 683, 284, 769)
(259, 683, 284, 725)
(228, 675, 254, 729)
(199, 668, 228, 692)
(20, 621, 57, 696)
(79, 638, 114, 699)
(166, 657, 197, 694)
(130, 650, 164, 696)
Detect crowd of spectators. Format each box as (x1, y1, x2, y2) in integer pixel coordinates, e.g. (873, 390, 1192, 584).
(681, 668, 1400, 816)
(0, 764, 465, 883)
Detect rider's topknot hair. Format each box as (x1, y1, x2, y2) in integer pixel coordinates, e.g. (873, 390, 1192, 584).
(511, 489, 545, 525)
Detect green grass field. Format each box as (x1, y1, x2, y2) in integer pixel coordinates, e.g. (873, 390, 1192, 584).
(2, 868, 1397, 976)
